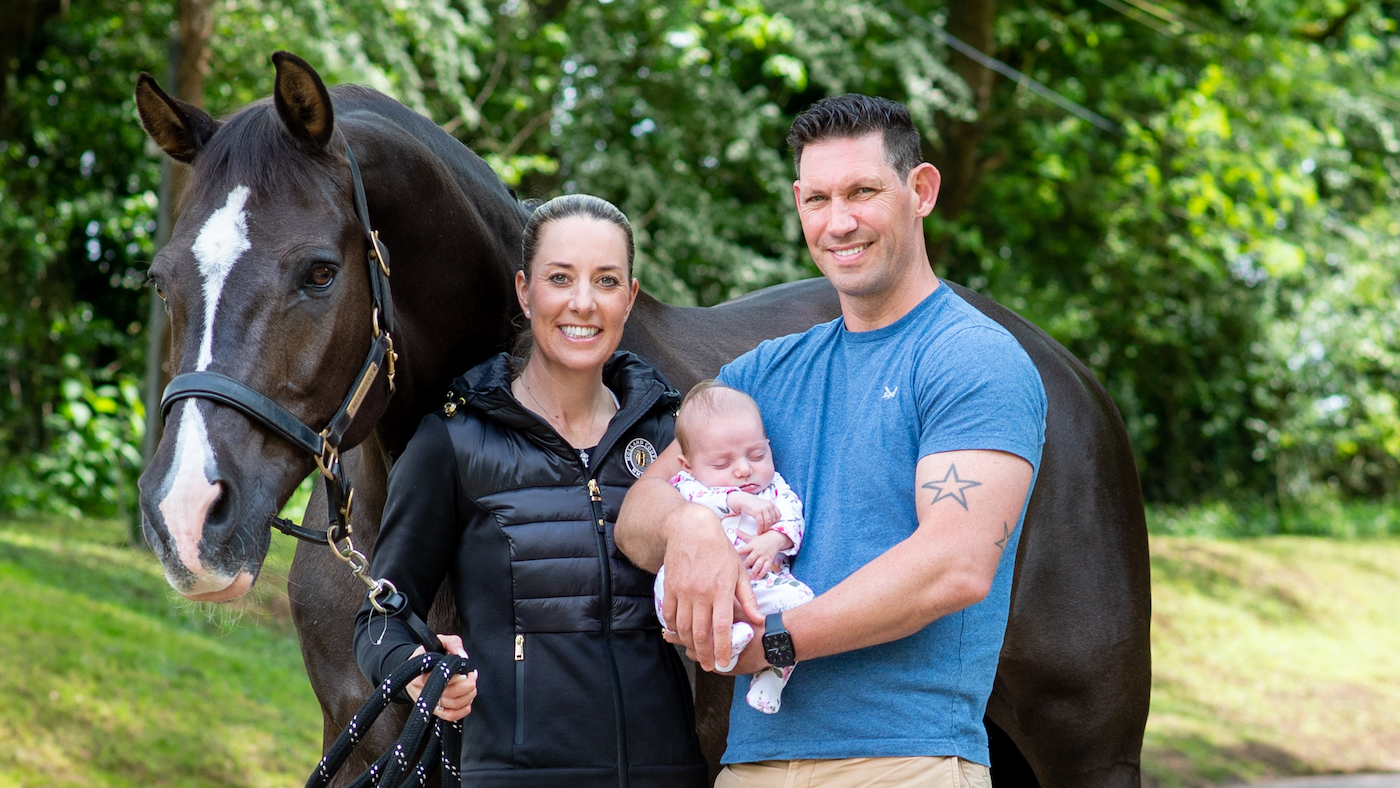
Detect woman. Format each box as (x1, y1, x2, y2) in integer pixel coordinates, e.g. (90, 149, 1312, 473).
(353, 194, 708, 788)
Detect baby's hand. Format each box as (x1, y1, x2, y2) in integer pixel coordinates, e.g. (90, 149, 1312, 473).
(726, 491, 780, 531)
(735, 529, 794, 580)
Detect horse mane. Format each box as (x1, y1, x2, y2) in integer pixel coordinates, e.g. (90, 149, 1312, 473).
(184, 84, 531, 230)
(182, 96, 340, 212)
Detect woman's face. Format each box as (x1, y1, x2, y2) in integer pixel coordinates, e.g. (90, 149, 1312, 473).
(516, 215, 639, 377)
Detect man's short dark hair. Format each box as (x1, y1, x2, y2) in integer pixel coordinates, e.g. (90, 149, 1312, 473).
(787, 94, 923, 179)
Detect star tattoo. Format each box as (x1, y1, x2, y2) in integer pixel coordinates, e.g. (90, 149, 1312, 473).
(922, 464, 982, 510)
(994, 521, 1010, 550)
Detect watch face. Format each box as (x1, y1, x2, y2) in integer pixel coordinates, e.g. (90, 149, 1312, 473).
(762, 631, 797, 667)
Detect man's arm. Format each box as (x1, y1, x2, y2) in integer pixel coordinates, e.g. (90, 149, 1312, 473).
(615, 440, 761, 671)
(713, 447, 1033, 674)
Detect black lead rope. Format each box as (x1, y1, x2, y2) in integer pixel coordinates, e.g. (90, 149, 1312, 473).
(305, 650, 472, 788)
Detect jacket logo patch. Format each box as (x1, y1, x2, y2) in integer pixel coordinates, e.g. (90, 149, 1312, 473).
(625, 438, 657, 478)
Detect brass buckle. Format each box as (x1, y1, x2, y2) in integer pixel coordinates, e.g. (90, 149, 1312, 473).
(370, 230, 390, 278)
(337, 486, 355, 527)
(371, 307, 383, 339)
(384, 333, 397, 393)
(315, 433, 339, 480)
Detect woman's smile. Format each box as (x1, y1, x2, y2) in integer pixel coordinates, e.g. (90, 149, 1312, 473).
(560, 324, 601, 340)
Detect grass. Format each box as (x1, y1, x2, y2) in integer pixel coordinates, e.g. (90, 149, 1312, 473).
(1147, 497, 1400, 539)
(1145, 535, 1400, 786)
(3, 508, 1398, 786)
(0, 515, 319, 788)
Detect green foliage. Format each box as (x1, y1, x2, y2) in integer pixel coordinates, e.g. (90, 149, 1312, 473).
(1147, 496, 1400, 538)
(4, 0, 1400, 514)
(939, 0, 1400, 502)
(1, 356, 145, 518)
(0, 0, 166, 516)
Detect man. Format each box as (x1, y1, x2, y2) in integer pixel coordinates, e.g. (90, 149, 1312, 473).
(615, 94, 1046, 786)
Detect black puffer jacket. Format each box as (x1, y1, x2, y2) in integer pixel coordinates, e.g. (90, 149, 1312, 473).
(354, 352, 706, 788)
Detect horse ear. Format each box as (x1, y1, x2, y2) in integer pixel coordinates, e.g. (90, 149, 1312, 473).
(134, 72, 220, 164)
(272, 51, 334, 151)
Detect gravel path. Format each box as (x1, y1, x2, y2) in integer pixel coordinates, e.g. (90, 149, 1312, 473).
(1235, 776, 1400, 788)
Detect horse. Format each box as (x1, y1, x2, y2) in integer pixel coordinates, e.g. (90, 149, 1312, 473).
(134, 52, 1150, 788)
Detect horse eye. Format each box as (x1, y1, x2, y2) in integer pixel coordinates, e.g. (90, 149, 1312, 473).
(307, 264, 336, 288)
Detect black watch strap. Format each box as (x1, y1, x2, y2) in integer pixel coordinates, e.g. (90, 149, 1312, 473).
(762, 611, 797, 667)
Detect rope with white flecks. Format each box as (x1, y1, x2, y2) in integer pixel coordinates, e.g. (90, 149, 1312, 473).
(304, 652, 469, 788)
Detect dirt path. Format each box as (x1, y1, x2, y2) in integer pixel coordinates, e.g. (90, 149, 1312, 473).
(1237, 776, 1400, 788)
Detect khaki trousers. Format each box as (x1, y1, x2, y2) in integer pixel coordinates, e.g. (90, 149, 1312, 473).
(715, 757, 992, 788)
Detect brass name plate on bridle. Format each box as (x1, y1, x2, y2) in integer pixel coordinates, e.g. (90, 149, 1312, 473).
(346, 361, 379, 418)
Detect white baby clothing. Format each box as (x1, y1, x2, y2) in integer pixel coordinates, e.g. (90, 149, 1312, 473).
(654, 470, 815, 713)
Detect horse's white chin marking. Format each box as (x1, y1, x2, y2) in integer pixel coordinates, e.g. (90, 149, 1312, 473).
(158, 402, 220, 577)
(192, 184, 252, 372)
(178, 569, 256, 602)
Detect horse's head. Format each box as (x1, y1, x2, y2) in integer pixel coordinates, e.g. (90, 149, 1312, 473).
(136, 53, 392, 601)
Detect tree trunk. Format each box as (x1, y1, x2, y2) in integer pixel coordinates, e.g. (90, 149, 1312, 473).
(0, 0, 66, 134)
(929, 0, 997, 269)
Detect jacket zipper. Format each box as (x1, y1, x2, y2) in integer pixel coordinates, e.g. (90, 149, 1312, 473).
(589, 477, 629, 788)
(514, 633, 525, 745)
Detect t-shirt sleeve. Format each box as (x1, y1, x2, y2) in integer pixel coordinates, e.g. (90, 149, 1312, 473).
(715, 345, 761, 395)
(917, 326, 1047, 468)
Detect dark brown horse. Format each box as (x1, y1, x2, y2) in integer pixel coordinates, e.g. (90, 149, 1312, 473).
(135, 53, 1150, 788)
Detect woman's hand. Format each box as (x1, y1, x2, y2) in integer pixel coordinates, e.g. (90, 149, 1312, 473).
(735, 529, 794, 580)
(405, 635, 477, 722)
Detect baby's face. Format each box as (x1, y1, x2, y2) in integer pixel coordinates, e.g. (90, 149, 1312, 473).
(683, 409, 775, 493)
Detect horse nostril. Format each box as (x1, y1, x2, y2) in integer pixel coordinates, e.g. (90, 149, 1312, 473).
(207, 481, 230, 524)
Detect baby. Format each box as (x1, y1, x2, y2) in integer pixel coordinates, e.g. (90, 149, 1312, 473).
(654, 380, 815, 714)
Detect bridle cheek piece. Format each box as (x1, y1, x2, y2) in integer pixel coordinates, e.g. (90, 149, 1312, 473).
(158, 142, 399, 609)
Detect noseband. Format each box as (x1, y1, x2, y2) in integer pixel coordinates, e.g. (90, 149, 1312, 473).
(158, 142, 401, 606)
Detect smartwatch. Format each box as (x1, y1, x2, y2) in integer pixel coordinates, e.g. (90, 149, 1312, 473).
(762, 612, 797, 667)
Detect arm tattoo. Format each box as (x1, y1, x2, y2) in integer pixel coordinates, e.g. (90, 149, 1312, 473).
(994, 521, 1010, 551)
(922, 464, 982, 510)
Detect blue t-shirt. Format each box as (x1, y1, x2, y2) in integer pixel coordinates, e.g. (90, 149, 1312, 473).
(715, 283, 1047, 766)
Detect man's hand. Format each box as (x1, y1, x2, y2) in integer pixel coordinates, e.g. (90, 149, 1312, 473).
(617, 439, 764, 671)
(735, 529, 794, 579)
(665, 618, 770, 675)
(726, 490, 780, 531)
(659, 501, 763, 671)
(404, 635, 477, 722)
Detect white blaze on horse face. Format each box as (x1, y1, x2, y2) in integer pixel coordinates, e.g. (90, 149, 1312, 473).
(154, 185, 252, 592)
(192, 185, 252, 371)
(158, 401, 220, 581)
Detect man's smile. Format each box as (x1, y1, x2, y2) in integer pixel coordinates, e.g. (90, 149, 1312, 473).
(831, 243, 870, 259)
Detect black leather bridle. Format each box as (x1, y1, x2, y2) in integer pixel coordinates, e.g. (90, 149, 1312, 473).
(158, 142, 404, 611)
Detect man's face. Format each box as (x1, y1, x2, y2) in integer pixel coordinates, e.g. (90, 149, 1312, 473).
(793, 133, 931, 301)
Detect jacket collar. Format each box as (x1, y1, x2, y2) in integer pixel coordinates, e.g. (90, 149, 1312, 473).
(451, 352, 678, 462)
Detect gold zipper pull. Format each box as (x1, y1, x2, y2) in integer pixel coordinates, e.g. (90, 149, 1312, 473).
(587, 478, 602, 502)
(515, 633, 524, 661)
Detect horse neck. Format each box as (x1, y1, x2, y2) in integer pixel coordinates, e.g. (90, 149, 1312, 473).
(342, 112, 526, 456)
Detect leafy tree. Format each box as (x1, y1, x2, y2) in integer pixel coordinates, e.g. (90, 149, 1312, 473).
(0, 1, 168, 516)
(4, 0, 1399, 517)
